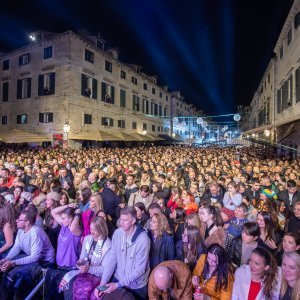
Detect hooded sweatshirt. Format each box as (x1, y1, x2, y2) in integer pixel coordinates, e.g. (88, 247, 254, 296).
(101, 225, 150, 289)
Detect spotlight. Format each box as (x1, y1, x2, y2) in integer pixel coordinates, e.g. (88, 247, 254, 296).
(264, 129, 270, 137)
(29, 34, 36, 41)
(233, 114, 241, 122)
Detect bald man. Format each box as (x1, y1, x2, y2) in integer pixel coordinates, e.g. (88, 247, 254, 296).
(148, 260, 193, 300)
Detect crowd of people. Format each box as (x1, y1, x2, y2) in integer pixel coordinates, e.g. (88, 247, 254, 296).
(0, 144, 299, 300)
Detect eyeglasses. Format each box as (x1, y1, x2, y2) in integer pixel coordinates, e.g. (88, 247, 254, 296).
(17, 219, 27, 222)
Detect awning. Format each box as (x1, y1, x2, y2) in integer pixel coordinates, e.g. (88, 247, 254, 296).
(0, 129, 50, 143)
(277, 123, 296, 143)
(69, 130, 120, 141)
(115, 132, 140, 141)
(158, 134, 178, 142)
(136, 133, 164, 141)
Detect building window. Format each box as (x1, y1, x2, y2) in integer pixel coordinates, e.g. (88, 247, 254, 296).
(85, 49, 94, 63)
(120, 89, 126, 107)
(105, 60, 112, 72)
(143, 83, 148, 90)
(132, 95, 140, 111)
(152, 87, 156, 95)
(287, 28, 292, 45)
(164, 107, 167, 117)
(84, 114, 92, 124)
(142, 99, 149, 114)
(1, 116, 7, 125)
(118, 120, 125, 128)
(159, 92, 162, 98)
(3, 59, 9, 71)
(154, 103, 158, 116)
(131, 77, 137, 85)
(143, 123, 147, 131)
(39, 112, 53, 123)
(102, 117, 113, 127)
(295, 12, 300, 29)
(280, 45, 283, 59)
(152, 125, 155, 132)
(159, 105, 162, 116)
(132, 122, 137, 130)
(120, 70, 126, 79)
(2, 82, 9, 102)
(38, 73, 55, 96)
(44, 46, 53, 59)
(17, 114, 27, 124)
(81, 74, 97, 99)
(17, 78, 31, 99)
(166, 95, 168, 101)
(101, 82, 115, 104)
(19, 53, 30, 65)
(296, 67, 300, 102)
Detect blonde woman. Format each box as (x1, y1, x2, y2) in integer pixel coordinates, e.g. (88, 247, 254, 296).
(281, 251, 300, 300)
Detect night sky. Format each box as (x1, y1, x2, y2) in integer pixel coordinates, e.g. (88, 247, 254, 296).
(0, 0, 294, 116)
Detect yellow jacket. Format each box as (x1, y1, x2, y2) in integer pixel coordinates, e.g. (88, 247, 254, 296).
(193, 254, 233, 300)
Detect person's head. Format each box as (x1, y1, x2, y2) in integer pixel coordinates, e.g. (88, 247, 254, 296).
(140, 185, 150, 198)
(88, 172, 97, 184)
(281, 252, 300, 297)
(249, 247, 278, 298)
(45, 191, 60, 209)
(172, 207, 186, 223)
(282, 232, 300, 253)
(80, 187, 92, 204)
(90, 193, 103, 212)
(148, 203, 162, 218)
(286, 179, 297, 194)
(90, 216, 108, 241)
(126, 174, 135, 186)
(293, 202, 300, 219)
(251, 178, 261, 191)
(241, 222, 260, 245)
(134, 202, 147, 220)
(119, 206, 136, 233)
(257, 211, 273, 232)
(153, 266, 173, 291)
(96, 209, 107, 222)
(0, 201, 16, 231)
(59, 191, 69, 206)
(209, 182, 220, 196)
(157, 174, 166, 184)
(185, 213, 201, 231)
(150, 212, 172, 238)
(54, 204, 72, 225)
(234, 203, 248, 219)
(202, 244, 231, 292)
(141, 172, 149, 182)
(14, 186, 23, 199)
(227, 181, 237, 193)
(17, 210, 36, 229)
(199, 204, 223, 227)
(16, 166, 25, 177)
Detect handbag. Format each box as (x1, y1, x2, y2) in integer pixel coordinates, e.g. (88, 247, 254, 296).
(73, 273, 100, 300)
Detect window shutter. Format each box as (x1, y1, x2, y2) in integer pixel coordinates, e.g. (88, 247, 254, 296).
(101, 82, 106, 101)
(120, 89, 126, 107)
(118, 120, 121, 127)
(39, 113, 43, 123)
(111, 86, 115, 104)
(38, 75, 44, 96)
(81, 74, 87, 96)
(27, 78, 32, 98)
(19, 56, 22, 65)
(17, 115, 21, 124)
(102, 117, 105, 125)
(50, 73, 55, 94)
(3, 82, 9, 102)
(92, 78, 97, 99)
(49, 113, 53, 122)
(17, 80, 22, 99)
(111, 119, 114, 127)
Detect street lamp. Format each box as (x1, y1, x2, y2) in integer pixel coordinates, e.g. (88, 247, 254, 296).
(63, 120, 70, 148)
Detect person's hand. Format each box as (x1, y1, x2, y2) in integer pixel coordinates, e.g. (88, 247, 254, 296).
(193, 293, 204, 300)
(265, 239, 277, 249)
(68, 203, 77, 209)
(119, 203, 126, 208)
(78, 264, 89, 273)
(94, 286, 104, 299)
(1, 260, 15, 272)
(103, 282, 118, 294)
(192, 275, 200, 287)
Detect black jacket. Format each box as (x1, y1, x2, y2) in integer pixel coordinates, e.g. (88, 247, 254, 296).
(100, 187, 121, 222)
(149, 231, 175, 270)
(277, 190, 300, 207)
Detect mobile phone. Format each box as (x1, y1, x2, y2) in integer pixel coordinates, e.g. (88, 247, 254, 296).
(97, 285, 108, 291)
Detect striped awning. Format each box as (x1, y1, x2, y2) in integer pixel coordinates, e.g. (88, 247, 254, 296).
(0, 129, 50, 143)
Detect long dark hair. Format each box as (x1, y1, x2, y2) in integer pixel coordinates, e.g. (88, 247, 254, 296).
(251, 247, 278, 298)
(201, 204, 223, 227)
(183, 225, 205, 266)
(201, 244, 232, 292)
(258, 211, 277, 241)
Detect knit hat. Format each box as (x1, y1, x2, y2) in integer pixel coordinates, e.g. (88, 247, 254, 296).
(46, 191, 60, 202)
(20, 192, 33, 202)
(261, 189, 277, 200)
